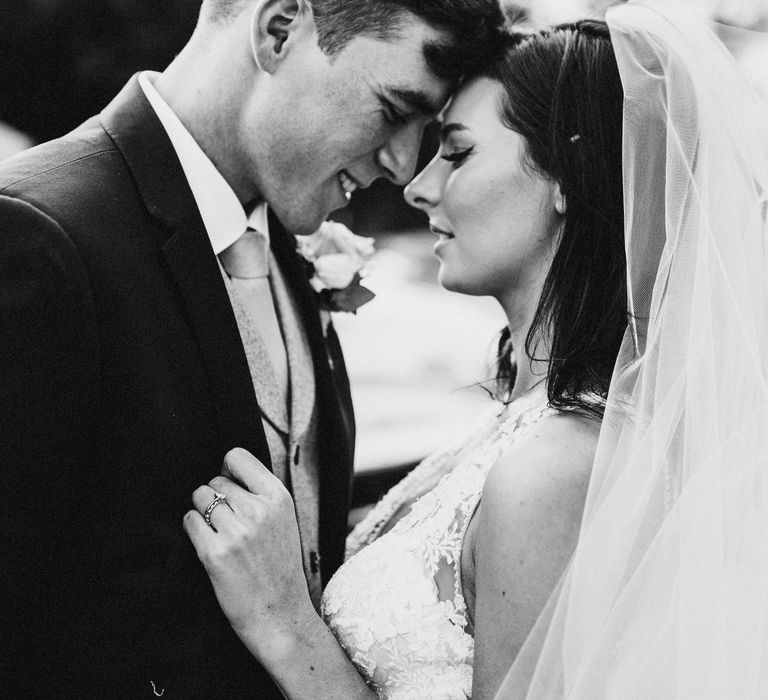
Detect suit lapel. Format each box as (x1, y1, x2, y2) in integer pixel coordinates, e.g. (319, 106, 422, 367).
(99, 76, 271, 469)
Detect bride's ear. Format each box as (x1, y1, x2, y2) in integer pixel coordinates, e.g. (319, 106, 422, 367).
(554, 182, 567, 215)
(250, 0, 310, 74)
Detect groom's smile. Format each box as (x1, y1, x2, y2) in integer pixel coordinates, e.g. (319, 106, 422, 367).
(242, 7, 451, 236)
(338, 170, 359, 201)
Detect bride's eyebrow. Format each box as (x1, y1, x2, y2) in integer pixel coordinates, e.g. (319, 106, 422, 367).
(439, 122, 470, 142)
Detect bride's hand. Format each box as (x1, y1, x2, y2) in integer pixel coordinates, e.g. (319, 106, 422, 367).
(183, 448, 317, 660)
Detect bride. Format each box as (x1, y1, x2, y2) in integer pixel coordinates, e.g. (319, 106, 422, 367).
(183, 16, 627, 699)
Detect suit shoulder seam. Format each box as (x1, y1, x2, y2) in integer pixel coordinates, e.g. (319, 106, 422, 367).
(0, 147, 119, 194)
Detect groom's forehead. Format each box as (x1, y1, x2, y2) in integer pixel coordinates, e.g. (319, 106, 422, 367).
(335, 25, 454, 105)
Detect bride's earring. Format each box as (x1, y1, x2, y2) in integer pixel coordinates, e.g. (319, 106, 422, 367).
(555, 191, 567, 215)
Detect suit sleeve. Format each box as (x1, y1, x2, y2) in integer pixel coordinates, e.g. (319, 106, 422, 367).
(0, 194, 99, 678)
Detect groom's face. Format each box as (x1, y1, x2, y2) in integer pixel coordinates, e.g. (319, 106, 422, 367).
(243, 16, 451, 235)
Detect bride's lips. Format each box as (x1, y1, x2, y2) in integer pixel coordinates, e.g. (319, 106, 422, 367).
(430, 224, 454, 253)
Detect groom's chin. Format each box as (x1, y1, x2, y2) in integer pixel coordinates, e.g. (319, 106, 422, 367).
(295, 218, 331, 237)
(285, 206, 351, 237)
(269, 205, 325, 237)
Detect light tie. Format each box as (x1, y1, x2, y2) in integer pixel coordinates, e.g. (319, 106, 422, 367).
(219, 228, 289, 395)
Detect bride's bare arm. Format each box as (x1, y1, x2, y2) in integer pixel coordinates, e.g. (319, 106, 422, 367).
(183, 448, 376, 700)
(469, 412, 599, 700)
(238, 611, 375, 700)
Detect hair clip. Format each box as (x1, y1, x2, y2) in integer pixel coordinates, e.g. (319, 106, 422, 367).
(569, 134, 581, 143)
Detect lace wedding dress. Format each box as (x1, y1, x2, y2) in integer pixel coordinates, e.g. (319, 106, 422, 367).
(321, 391, 557, 699)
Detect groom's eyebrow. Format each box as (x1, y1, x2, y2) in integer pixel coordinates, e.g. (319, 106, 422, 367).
(440, 123, 469, 141)
(386, 86, 441, 117)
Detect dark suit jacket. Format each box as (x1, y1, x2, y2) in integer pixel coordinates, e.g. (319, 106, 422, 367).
(0, 76, 355, 698)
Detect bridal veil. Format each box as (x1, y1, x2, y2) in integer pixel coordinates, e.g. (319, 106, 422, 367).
(497, 1, 768, 697)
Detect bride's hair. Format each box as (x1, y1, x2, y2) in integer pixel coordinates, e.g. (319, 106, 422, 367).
(488, 22, 627, 416)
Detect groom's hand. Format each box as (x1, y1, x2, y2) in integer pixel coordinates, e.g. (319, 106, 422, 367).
(184, 448, 317, 659)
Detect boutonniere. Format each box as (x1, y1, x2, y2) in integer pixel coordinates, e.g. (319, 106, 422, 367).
(296, 221, 376, 313)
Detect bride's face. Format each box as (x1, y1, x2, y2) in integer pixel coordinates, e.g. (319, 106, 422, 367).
(405, 78, 563, 304)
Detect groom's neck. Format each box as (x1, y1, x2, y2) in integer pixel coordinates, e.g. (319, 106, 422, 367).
(154, 27, 263, 206)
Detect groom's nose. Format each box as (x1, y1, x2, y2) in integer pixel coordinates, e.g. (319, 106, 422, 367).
(376, 122, 423, 186)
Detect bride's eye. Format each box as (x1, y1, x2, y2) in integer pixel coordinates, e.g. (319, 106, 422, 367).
(440, 147, 474, 167)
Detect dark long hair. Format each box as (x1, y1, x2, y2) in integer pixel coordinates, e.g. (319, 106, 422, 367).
(481, 21, 627, 416)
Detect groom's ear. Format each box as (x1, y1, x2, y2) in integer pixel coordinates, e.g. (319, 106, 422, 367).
(251, 0, 311, 74)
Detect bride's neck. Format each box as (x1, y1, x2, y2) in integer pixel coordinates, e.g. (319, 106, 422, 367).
(499, 281, 551, 403)
(506, 321, 551, 404)
(508, 358, 548, 403)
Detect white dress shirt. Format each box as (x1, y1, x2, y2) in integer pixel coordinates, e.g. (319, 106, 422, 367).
(138, 70, 287, 391)
(138, 71, 268, 254)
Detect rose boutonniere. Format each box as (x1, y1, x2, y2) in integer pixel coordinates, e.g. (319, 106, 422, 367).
(297, 221, 376, 313)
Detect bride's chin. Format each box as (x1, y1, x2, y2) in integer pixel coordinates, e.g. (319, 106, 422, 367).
(438, 270, 492, 299)
(437, 269, 465, 295)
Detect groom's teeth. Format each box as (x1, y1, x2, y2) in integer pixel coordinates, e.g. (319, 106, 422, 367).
(339, 171, 358, 200)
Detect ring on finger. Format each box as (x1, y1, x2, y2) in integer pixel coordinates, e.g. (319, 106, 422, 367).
(203, 490, 229, 528)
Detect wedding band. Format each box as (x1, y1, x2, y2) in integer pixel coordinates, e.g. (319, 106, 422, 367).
(203, 491, 228, 528)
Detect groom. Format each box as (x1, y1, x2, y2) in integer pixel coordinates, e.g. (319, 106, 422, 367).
(0, 0, 501, 696)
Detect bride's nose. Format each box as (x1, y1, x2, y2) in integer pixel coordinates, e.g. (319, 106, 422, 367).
(404, 156, 442, 212)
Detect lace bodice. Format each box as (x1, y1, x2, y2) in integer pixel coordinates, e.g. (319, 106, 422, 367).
(321, 395, 557, 699)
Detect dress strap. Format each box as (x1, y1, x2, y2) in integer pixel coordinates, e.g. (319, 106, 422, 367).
(345, 448, 457, 559)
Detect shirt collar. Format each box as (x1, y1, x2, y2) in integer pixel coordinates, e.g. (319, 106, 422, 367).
(138, 71, 269, 254)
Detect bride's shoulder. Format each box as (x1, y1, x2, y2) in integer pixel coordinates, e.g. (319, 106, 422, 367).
(467, 409, 601, 693)
(469, 408, 599, 612)
(481, 407, 600, 525)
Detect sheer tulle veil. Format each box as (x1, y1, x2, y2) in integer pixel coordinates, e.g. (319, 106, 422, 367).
(497, 1, 768, 697)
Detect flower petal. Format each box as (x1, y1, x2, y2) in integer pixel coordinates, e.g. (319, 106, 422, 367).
(313, 253, 360, 289)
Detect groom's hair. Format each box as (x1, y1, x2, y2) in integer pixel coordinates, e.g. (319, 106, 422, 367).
(202, 0, 504, 84)
(486, 22, 627, 418)
(311, 0, 504, 82)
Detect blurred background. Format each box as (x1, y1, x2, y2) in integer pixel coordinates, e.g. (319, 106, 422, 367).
(2, 0, 767, 486)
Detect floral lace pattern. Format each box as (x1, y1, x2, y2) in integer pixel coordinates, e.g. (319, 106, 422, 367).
(321, 397, 557, 699)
